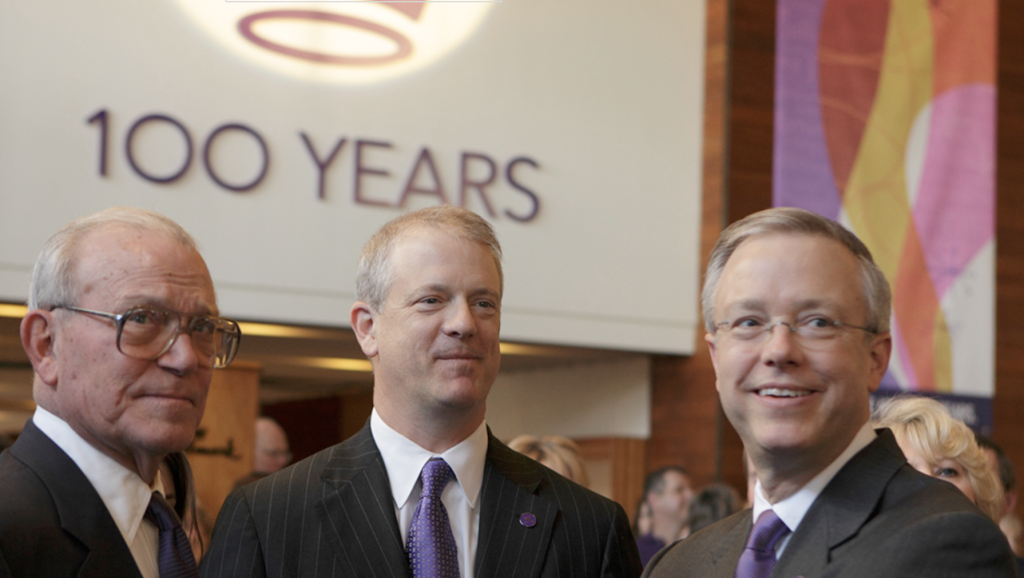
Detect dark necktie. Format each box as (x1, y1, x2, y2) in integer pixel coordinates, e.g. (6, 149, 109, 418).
(407, 459, 461, 578)
(735, 509, 789, 578)
(145, 491, 200, 578)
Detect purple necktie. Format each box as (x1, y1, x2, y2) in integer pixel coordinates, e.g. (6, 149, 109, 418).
(145, 492, 200, 578)
(407, 459, 461, 578)
(735, 510, 789, 578)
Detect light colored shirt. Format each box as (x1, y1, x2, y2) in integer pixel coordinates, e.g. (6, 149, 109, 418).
(752, 421, 877, 559)
(371, 409, 488, 578)
(33, 407, 165, 578)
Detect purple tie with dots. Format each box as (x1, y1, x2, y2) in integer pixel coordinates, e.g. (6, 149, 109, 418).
(407, 459, 461, 578)
(735, 510, 789, 578)
(145, 492, 199, 578)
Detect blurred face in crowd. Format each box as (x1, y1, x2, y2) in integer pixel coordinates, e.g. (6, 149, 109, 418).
(650, 470, 693, 521)
(254, 418, 292, 474)
(897, 437, 976, 503)
(707, 234, 890, 479)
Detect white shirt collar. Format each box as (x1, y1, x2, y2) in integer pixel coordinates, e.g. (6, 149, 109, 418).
(753, 421, 877, 534)
(370, 408, 488, 510)
(32, 407, 165, 545)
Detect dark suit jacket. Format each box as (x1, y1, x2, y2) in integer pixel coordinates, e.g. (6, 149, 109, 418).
(643, 429, 1019, 578)
(0, 419, 143, 578)
(200, 424, 642, 578)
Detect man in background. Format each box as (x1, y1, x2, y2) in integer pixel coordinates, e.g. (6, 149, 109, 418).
(232, 417, 292, 489)
(636, 466, 692, 567)
(0, 207, 241, 577)
(202, 206, 641, 578)
(644, 207, 1017, 577)
(977, 435, 1024, 571)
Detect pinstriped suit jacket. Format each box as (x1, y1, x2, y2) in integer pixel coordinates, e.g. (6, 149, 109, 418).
(200, 424, 642, 578)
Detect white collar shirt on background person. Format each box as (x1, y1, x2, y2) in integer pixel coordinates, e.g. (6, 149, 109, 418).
(750, 422, 876, 559)
(33, 406, 166, 578)
(371, 408, 488, 578)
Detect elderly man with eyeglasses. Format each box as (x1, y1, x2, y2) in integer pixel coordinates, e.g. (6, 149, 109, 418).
(0, 207, 240, 578)
(643, 208, 1018, 578)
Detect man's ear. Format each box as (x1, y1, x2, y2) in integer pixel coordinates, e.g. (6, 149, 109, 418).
(21, 310, 59, 386)
(866, 332, 892, 393)
(350, 301, 379, 359)
(705, 332, 721, 392)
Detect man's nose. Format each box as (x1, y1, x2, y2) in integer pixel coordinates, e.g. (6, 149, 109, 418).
(443, 300, 477, 338)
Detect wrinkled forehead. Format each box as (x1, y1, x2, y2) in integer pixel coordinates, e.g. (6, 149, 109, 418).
(717, 232, 865, 310)
(73, 225, 216, 309)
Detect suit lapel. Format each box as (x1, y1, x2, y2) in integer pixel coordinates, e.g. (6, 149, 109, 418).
(317, 425, 411, 578)
(772, 429, 906, 578)
(12, 420, 143, 578)
(474, 433, 557, 578)
(709, 510, 752, 576)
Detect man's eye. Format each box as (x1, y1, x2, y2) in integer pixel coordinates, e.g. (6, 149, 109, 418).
(805, 316, 833, 329)
(476, 300, 495, 309)
(128, 308, 163, 325)
(191, 318, 217, 335)
(421, 298, 440, 305)
(735, 318, 762, 329)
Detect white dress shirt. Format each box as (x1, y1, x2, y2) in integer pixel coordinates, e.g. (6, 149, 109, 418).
(751, 421, 877, 559)
(33, 406, 166, 578)
(371, 409, 489, 578)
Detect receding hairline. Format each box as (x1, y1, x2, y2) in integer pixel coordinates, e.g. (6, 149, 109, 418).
(29, 207, 208, 311)
(703, 222, 891, 335)
(357, 212, 504, 311)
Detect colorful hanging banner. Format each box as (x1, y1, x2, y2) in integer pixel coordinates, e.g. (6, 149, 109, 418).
(774, 0, 997, 431)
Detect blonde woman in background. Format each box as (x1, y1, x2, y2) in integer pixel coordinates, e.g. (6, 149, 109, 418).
(508, 434, 591, 488)
(873, 396, 1003, 521)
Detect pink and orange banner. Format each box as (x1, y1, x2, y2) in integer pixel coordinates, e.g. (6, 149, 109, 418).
(774, 0, 997, 429)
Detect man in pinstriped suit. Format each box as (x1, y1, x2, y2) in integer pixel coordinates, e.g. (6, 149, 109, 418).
(200, 206, 642, 578)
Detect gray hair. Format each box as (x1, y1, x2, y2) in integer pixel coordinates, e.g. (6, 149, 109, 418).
(701, 207, 891, 334)
(355, 206, 503, 311)
(29, 207, 200, 310)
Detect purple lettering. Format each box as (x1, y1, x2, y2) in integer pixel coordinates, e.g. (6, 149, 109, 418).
(300, 133, 346, 200)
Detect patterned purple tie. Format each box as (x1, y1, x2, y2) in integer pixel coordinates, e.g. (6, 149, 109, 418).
(407, 459, 461, 578)
(145, 492, 200, 578)
(735, 510, 789, 578)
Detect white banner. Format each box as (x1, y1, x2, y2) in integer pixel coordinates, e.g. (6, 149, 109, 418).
(0, 0, 706, 354)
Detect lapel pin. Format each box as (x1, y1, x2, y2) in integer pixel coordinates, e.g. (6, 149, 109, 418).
(519, 512, 537, 528)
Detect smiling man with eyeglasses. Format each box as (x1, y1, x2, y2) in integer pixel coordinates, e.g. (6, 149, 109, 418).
(643, 207, 1017, 578)
(0, 206, 240, 578)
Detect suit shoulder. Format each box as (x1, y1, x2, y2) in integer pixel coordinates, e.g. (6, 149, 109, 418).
(642, 509, 750, 578)
(852, 508, 1017, 577)
(0, 451, 60, 529)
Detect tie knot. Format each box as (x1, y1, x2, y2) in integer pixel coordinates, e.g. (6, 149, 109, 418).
(747, 510, 789, 552)
(145, 491, 182, 532)
(420, 459, 453, 499)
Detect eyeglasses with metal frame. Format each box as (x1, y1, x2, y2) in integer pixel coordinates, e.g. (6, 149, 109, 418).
(714, 315, 876, 348)
(52, 305, 241, 368)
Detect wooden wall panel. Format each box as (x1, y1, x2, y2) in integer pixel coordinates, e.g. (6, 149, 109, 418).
(576, 437, 646, 522)
(996, 0, 1024, 522)
(263, 396, 345, 463)
(189, 362, 260, 519)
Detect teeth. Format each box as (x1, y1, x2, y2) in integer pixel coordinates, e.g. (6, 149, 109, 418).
(758, 388, 810, 397)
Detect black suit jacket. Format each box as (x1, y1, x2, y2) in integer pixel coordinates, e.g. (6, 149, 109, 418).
(200, 424, 642, 578)
(643, 429, 1019, 578)
(0, 419, 144, 578)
